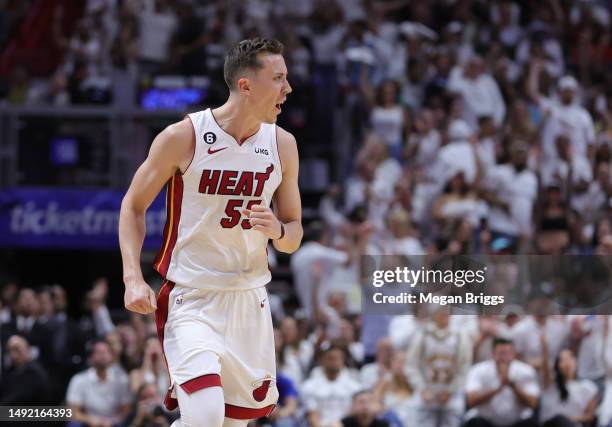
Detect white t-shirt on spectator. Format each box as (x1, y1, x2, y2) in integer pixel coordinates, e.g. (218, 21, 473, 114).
(371, 106, 405, 148)
(573, 315, 607, 381)
(359, 363, 385, 390)
(280, 349, 304, 386)
(435, 141, 478, 185)
(138, 8, 177, 62)
(66, 367, 132, 418)
(511, 316, 569, 366)
(371, 157, 403, 207)
(571, 181, 606, 223)
(438, 197, 488, 227)
(540, 155, 592, 188)
(465, 359, 540, 426)
(345, 175, 368, 212)
(599, 317, 612, 425)
(448, 67, 506, 127)
(282, 340, 315, 385)
(476, 137, 497, 172)
(290, 242, 349, 318)
(410, 129, 441, 167)
(485, 164, 537, 237)
(388, 315, 423, 350)
(540, 99, 596, 166)
(312, 25, 346, 65)
(539, 379, 598, 423)
(388, 236, 425, 256)
(449, 315, 480, 341)
(302, 369, 362, 425)
(319, 195, 347, 230)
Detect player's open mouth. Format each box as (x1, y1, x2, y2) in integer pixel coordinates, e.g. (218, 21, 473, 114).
(275, 99, 285, 113)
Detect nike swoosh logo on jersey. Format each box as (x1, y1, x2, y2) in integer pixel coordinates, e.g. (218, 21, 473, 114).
(208, 146, 227, 155)
(260, 298, 266, 308)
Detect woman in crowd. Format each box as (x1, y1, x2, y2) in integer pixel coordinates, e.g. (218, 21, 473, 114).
(373, 351, 415, 427)
(540, 346, 599, 427)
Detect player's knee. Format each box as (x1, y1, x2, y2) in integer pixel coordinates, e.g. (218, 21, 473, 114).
(176, 384, 224, 427)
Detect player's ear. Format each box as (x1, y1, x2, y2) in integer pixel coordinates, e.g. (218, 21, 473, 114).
(237, 77, 251, 95)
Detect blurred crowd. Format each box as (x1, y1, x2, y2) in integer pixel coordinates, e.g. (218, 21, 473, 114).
(0, 278, 177, 426)
(2, 274, 612, 427)
(1, 0, 612, 426)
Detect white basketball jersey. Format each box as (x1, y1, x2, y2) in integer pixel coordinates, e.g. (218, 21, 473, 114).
(154, 108, 282, 290)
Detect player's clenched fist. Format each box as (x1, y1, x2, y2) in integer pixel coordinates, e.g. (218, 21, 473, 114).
(242, 203, 283, 240)
(124, 279, 157, 314)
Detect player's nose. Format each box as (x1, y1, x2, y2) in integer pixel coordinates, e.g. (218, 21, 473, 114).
(283, 79, 292, 95)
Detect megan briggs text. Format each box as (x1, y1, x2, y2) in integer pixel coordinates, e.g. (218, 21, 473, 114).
(372, 292, 505, 306)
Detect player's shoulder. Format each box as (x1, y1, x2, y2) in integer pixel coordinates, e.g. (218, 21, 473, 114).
(153, 117, 195, 154)
(148, 117, 195, 170)
(274, 125, 298, 159)
(161, 116, 195, 142)
(274, 125, 299, 174)
(275, 125, 297, 148)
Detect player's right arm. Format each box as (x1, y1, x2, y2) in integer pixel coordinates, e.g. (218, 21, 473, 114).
(119, 118, 194, 314)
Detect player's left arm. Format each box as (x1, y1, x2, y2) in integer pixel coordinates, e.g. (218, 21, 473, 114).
(244, 127, 303, 253)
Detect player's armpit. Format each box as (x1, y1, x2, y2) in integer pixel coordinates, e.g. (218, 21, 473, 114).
(272, 127, 303, 253)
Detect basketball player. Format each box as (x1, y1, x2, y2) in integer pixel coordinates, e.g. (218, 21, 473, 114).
(119, 38, 302, 427)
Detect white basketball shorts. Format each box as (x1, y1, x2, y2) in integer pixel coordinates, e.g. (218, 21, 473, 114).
(155, 280, 278, 419)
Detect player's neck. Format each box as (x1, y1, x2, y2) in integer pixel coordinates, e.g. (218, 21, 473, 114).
(211, 98, 262, 144)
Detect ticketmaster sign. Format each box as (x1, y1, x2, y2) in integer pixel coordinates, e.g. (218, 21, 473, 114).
(0, 188, 166, 249)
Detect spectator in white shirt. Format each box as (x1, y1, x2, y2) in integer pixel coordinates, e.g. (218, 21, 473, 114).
(568, 315, 607, 394)
(448, 55, 506, 128)
(571, 161, 610, 225)
(475, 116, 498, 173)
(511, 315, 569, 377)
(290, 222, 349, 318)
(540, 135, 592, 191)
(527, 62, 596, 169)
(539, 348, 598, 427)
(66, 339, 132, 427)
(406, 109, 441, 168)
(599, 316, 612, 426)
(482, 141, 538, 245)
(387, 313, 426, 352)
(464, 337, 540, 427)
(432, 171, 484, 228)
(360, 337, 394, 389)
(302, 345, 362, 427)
(278, 317, 314, 385)
(372, 350, 416, 427)
(381, 208, 425, 256)
(137, 0, 178, 74)
(363, 80, 409, 161)
(275, 327, 303, 387)
(433, 120, 479, 186)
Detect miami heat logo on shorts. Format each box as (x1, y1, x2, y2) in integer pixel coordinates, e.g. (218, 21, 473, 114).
(251, 375, 276, 402)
